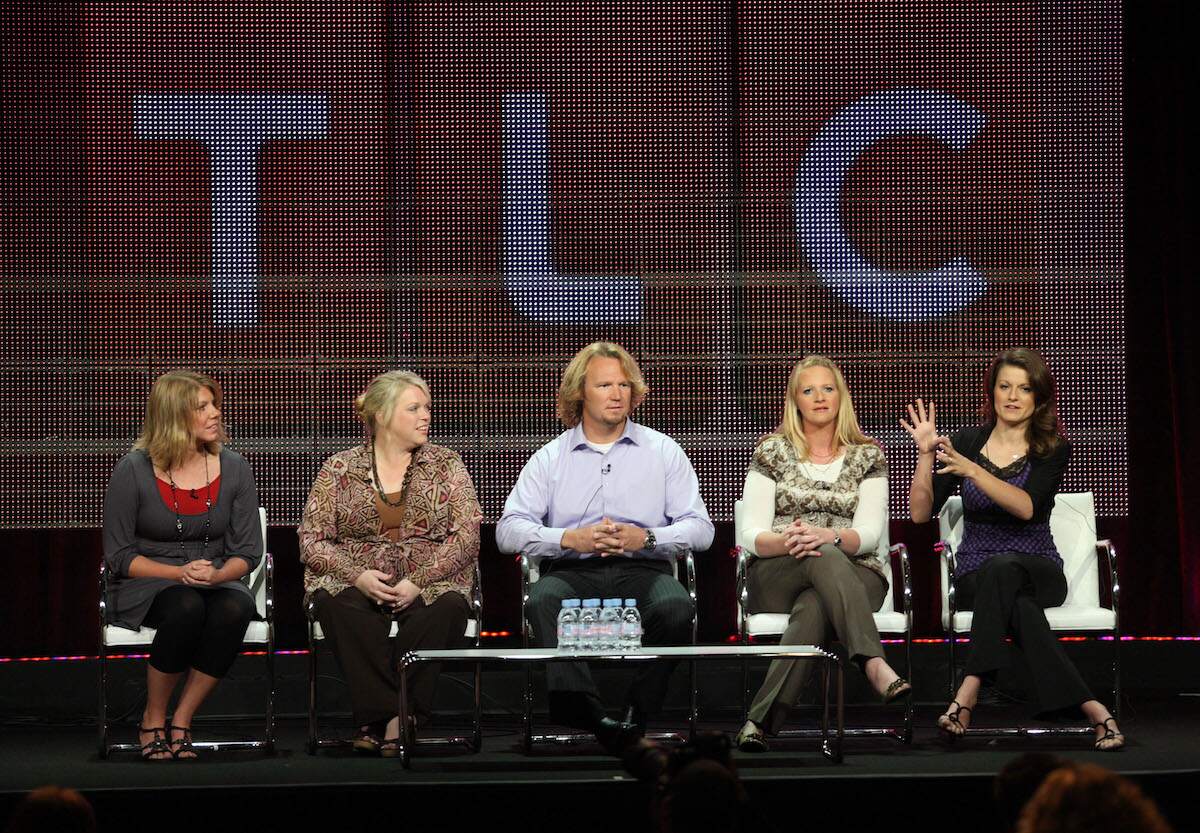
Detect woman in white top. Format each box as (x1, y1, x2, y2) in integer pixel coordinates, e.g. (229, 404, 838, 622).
(735, 356, 910, 751)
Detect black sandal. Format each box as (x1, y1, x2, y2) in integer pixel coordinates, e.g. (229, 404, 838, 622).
(736, 720, 769, 753)
(139, 725, 171, 761)
(937, 701, 972, 738)
(169, 724, 197, 760)
(1094, 717, 1125, 751)
(881, 677, 912, 705)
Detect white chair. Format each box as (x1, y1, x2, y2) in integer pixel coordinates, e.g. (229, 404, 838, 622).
(305, 574, 483, 754)
(519, 551, 698, 750)
(734, 499, 914, 742)
(98, 507, 275, 757)
(938, 491, 1121, 733)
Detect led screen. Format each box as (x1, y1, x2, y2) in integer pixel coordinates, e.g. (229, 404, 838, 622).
(1, 1, 1123, 526)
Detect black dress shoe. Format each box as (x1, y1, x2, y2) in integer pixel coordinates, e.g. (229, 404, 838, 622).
(595, 717, 642, 756)
(622, 705, 648, 735)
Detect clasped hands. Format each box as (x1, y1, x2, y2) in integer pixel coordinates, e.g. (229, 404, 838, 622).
(562, 517, 647, 557)
(178, 560, 219, 586)
(782, 521, 838, 560)
(353, 570, 423, 611)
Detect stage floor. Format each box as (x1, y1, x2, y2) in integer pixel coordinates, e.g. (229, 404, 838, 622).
(2, 698, 1197, 832)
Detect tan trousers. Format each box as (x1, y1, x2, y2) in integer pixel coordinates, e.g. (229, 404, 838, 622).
(746, 545, 887, 733)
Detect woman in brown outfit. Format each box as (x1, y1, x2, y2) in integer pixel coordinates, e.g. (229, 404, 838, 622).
(300, 370, 482, 755)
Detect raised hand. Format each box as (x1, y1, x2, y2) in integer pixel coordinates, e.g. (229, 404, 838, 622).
(900, 398, 939, 453)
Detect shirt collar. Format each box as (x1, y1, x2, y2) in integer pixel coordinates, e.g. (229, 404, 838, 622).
(568, 419, 642, 451)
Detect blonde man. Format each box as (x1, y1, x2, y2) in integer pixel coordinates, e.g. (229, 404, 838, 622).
(497, 342, 714, 754)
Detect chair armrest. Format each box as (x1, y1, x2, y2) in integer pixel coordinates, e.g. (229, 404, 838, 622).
(936, 540, 958, 622)
(887, 543, 913, 622)
(471, 568, 484, 645)
(98, 557, 108, 631)
(678, 550, 697, 604)
(1096, 538, 1120, 617)
(262, 552, 274, 624)
(734, 546, 749, 637)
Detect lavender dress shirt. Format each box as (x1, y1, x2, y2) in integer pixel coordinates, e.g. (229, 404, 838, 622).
(495, 420, 714, 561)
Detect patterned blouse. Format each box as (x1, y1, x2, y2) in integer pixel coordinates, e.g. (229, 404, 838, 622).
(748, 434, 889, 579)
(299, 443, 482, 605)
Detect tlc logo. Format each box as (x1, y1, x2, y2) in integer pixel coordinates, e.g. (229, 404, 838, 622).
(136, 87, 986, 327)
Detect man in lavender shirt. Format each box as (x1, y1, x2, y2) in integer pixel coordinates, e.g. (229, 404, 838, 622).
(497, 341, 714, 750)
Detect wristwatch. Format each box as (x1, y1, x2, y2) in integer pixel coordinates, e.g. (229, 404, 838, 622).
(832, 531, 843, 548)
(644, 528, 657, 550)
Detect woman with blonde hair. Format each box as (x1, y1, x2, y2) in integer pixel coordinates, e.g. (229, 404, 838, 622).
(300, 370, 481, 755)
(735, 356, 909, 751)
(103, 370, 262, 760)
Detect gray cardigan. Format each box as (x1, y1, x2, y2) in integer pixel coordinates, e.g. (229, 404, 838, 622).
(102, 448, 262, 630)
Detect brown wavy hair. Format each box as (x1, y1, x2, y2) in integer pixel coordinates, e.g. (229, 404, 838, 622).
(556, 341, 648, 428)
(981, 348, 1064, 458)
(134, 370, 227, 471)
(1017, 763, 1172, 833)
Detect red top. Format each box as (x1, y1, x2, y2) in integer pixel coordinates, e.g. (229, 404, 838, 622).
(156, 476, 221, 514)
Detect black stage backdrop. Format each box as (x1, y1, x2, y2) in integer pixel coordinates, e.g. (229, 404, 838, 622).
(0, 2, 1194, 657)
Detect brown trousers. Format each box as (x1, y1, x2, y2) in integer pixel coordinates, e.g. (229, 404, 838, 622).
(313, 587, 469, 727)
(746, 545, 887, 733)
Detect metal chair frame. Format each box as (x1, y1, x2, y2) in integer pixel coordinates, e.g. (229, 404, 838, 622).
(305, 573, 484, 754)
(98, 507, 275, 758)
(519, 551, 698, 751)
(733, 497, 914, 743)
(938, 491, 1121, 738)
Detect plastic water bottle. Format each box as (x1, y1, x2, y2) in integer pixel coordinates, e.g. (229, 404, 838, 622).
(620, 598, 643, 650)
(579, 598, 602, 652)
(599, 598, 623, 652)
(556, 598, 581, 653)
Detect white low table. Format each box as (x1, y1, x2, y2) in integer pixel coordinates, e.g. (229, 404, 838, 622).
(395, 644, 844, 767)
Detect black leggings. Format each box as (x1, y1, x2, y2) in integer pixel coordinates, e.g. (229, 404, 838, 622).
(957, 553, 1092, 715)
(143, 585, 255, 678)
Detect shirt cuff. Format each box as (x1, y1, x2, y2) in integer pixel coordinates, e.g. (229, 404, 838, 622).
(741, 526, 769, 555)
(540, 527, 568, 547)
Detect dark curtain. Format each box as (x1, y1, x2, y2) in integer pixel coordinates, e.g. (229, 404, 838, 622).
(1123, 0, 1196, 635)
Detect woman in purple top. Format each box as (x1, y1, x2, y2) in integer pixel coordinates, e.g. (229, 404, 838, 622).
(903, 349, 1123, 751)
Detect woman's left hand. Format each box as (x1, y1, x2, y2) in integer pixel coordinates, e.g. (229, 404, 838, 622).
(392, 579, 422, 611)
(934, 437, 979, 479)
(181, 560, 218, 586)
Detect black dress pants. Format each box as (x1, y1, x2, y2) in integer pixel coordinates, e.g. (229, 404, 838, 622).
(313, 587, 469, 727)
(957, 553, 1093, 716)
(527, 558, 694, 729)
(143, 585, 255, 678)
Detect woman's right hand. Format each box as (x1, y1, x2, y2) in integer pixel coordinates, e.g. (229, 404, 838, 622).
(354, 569, 401, 606)
(900, 398, 940, 453)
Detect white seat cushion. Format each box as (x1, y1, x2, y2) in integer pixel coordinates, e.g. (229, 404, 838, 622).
(747, 610, 909, 636)
(943, 605, 1116, 632)
(103, 625, 157, 648)
(104, 619, 272, 648)
(311, 618, 478, 641)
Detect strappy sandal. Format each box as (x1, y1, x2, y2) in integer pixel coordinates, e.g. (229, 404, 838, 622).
(139, 725, 171, 761)
(379, 717, 417, 758)
(1094, 716, 1125, 751)
(169, 725, 197, 760)
(352, 730, 383, 755)
(881, 677, 912, 705)
(937, 701, 972, 738)
(735, 720, 769, 753)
